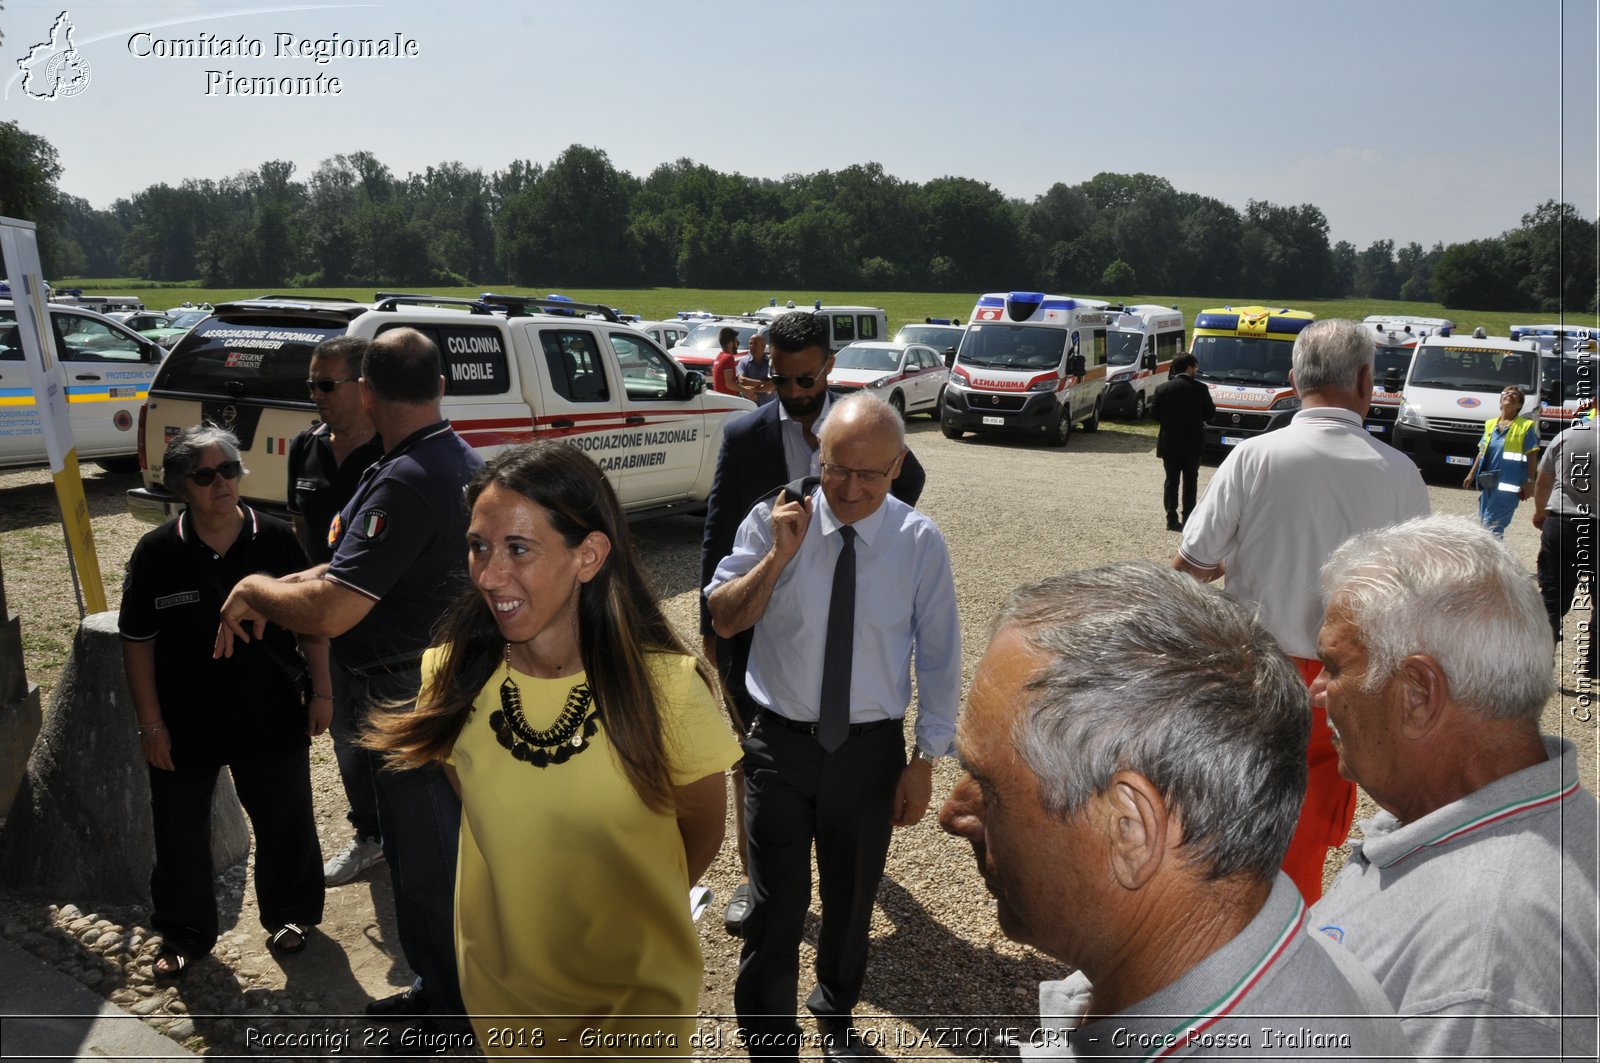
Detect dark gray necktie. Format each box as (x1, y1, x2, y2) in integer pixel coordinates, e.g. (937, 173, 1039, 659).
(817, 525, 857, 752)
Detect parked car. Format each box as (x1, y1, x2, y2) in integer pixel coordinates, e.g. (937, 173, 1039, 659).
(827, 341, 949, 418)
(892, 321, 964, 368)
(128, 292, 752, 524)
(0, 300, 166, 472)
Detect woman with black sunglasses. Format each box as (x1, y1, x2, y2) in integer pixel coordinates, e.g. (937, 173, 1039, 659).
(119, 425, 330, 979)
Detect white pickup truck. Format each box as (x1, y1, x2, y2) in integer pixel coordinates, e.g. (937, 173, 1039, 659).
(127, 293, 753, 523)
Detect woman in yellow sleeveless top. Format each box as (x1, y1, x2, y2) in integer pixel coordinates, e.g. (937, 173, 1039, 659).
(367, 443, 742, 1056)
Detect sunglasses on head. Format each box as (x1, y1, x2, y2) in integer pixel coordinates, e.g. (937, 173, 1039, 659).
(187, 460, 242, 486)
(306, 376, 358, 393)
(769, 374, 821, 390)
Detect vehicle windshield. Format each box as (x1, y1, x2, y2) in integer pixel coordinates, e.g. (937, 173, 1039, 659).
(833, 345, 900, 373)
(955, 324, 1066, 370)
(1107, 329, 1144, 367)
(168, 310, 209, 330)
(1373, 344, 1414, 385)
(680, 323, 758, 350)
(1407, 346, 1540, 393)
(1191, 335, 1295, 387)
(1540, 356, 1597, 402)
(893, 326, 960, 350)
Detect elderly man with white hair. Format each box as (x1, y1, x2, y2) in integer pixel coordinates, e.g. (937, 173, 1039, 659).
(1309, 514, 1598, 1060)
(940, 562, 1408, 1059)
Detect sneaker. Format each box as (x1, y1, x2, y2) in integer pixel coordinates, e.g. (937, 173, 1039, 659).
(324, 835, 385, 886)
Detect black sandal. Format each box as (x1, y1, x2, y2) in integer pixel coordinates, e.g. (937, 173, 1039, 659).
(152, 946, 189, 979)
(268, 922, 308, 955)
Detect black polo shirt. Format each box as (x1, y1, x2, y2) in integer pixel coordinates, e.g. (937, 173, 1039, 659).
(119, 506, 311, 768)
(286, 422, 384, 565)
(324, 421, 483, 670)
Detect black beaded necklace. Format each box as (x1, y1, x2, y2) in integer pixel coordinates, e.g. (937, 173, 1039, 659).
(489, 644, 600, 767)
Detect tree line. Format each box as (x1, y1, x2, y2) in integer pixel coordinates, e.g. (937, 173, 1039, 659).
(3, 122, 1595, 313)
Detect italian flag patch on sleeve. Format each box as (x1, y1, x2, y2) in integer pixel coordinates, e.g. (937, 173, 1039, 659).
(359, 510, 387, 539)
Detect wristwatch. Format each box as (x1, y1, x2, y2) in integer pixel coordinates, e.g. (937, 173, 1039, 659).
(911, 748, 939, 765)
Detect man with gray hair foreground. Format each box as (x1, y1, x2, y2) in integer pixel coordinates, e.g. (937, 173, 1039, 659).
(1309, 515, 1598, 1059)
(940, 562, 1408, 1059)
(1174, 317, 1429, 901)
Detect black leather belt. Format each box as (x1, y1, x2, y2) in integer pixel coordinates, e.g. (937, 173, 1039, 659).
(754, 707, 901, 738)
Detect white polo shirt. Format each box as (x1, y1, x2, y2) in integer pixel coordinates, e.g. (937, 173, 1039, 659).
(1179, 407, 1429, 659)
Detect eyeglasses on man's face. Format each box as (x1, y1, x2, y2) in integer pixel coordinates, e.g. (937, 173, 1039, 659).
(819, 458, 898, 486)
(306, 376, 358, 394)
(187, 460, 242, 486)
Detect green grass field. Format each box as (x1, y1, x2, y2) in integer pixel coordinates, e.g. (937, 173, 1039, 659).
(55, 279, 1562, 337)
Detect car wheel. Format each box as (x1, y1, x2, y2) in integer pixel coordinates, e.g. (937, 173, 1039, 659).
(1082, 398, 1101, 433)
(1048, 407, 1071, 448)
(1132, 392, 1147, 419)
(941, 417, 965, 440)
(889, 390, 906, 419)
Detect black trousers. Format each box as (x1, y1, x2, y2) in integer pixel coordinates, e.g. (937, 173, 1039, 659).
(734, 713, 903, 1060)
(1162, 453, 1201, 519)
(148, 745, 324, 957)
(1538, 512, 1597, 677)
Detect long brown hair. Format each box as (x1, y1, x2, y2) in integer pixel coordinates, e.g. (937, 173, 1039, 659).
(364, 442, 719, 812)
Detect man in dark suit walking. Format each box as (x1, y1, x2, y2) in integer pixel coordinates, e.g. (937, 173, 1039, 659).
(1152, 352, 1215, 531)
(699, 310, 925, 936)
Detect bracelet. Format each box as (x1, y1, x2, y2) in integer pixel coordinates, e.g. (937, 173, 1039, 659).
(311, 692, 333, 702)
(137, 722, 165, 737)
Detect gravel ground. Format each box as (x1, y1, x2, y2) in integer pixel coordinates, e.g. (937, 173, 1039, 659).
(0, 415, 1593, 1060)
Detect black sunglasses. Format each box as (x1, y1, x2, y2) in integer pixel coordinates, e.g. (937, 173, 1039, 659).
(769, 374, 821, 390)
(306, 376, 358, 393)
(187, 460, 242, 486)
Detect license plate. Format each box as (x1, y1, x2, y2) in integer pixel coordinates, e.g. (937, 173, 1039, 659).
(1366, 425, 1386, 434)
(1220, 435, 1244, 446)
(982, 416, 1005, 426)
(1445, 455, 1473, 466)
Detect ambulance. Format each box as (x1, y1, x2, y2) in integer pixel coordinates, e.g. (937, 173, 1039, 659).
(1103, 304, 1185, 418)
(1392, 329, 1542, 473)
(1190, 305, 1316, 452)
(1360, 315, 1455, 439)
(940, 292, 1112, 446)
(1512, 324, 1598, 440)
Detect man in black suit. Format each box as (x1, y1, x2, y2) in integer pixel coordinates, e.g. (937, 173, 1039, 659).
(699, 310, 925, 936)
(1152, 352, 1215, 531)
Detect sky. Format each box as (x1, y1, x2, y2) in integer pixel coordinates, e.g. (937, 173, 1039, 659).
(1, 0, 1596, 252)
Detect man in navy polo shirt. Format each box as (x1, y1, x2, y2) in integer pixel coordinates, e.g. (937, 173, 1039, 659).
(218, 327, 482, 1022)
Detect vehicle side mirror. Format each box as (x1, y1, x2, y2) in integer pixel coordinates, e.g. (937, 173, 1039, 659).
(1541, 379, 1562, 407)
(1068, 355, 1087, 378)
(684, 370, 705, 397)
(1383, 365, 1403, 393)
(1143, 352, 1158, 371)
(944, 346, 956, 368)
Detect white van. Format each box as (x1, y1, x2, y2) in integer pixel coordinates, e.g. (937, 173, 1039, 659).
(1392, 330, 1542, 472)
(748, 301, 888, 353)
(940, 291, 1112, 446)
(0, 300, 166, 472)
(1104, 304, 1185, 418)
(1360, 315, 1455, 438)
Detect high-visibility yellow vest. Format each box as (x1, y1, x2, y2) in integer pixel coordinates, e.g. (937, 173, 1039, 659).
(1479, 416, 1538, 490)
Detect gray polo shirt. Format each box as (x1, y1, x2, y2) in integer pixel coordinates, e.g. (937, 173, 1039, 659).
(1310, 737, 1599, 1060)
(1026, 874, 1408, 1059)
(1539, 418, 1598, 516)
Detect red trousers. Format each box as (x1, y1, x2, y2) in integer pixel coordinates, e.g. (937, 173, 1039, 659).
(1280, 656, 1355, 903)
